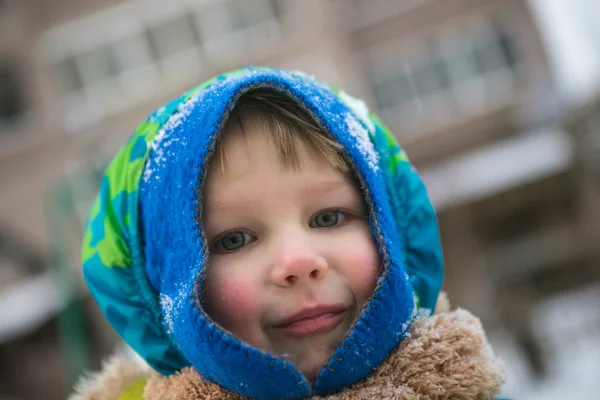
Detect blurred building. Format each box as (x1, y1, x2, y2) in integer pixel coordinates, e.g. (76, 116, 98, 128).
(0, 0, 599, 399)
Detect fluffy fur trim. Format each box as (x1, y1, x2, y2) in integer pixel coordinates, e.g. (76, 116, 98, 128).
(70, 356, 149, 400)
(72, 295, 505, 399)
(143, 307, 505, 399)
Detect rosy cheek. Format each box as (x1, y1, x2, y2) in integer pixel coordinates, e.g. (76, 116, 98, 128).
(208, 275, 260, 331)
(355, 251, 380, 283)
(344, 239, 381, 299)
(221, 277, 258, 310)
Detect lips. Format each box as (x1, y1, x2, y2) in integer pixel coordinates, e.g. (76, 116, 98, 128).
(273, 305, 347, 336)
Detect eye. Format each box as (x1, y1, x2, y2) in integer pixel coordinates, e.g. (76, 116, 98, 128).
(310, 210, 346, 228)
(214, 231, 255, 253)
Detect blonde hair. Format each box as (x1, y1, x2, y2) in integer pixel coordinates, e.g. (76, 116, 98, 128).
(213, 89, 349, 174)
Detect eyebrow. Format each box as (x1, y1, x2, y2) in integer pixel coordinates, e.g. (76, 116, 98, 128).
(205, 177, 355, 212)
(304, 178, 353, 196)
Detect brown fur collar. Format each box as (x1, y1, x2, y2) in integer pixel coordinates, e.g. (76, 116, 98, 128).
(71, 355, 149, 400)
(72, 296, 505, 399)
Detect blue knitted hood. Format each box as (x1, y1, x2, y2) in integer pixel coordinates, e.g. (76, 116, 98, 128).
(82, 67, 443, 399)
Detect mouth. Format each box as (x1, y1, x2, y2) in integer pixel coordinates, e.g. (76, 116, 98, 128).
(273, 305, 348, 337)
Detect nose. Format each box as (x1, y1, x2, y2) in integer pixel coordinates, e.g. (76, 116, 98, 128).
(270, 234, 328, 287)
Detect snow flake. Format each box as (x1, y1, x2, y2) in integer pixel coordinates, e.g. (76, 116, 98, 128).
(160, 293, 175, 334)
(160, 285, 191, 335)
(345, 112, 379, 171)
(418, 308, 432, 318)
(396, 301, 417, 338)
(289, 69, 317, 81)
(338, 90, 375, 133)
(143, 89, 205, 182)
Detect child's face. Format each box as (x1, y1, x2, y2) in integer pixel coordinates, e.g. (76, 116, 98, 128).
(203, 123, 381, 381)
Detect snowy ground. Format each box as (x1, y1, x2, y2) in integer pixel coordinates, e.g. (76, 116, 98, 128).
(492, 284, 600, 400)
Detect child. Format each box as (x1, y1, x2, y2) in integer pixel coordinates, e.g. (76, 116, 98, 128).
(74, 67, 505, 399)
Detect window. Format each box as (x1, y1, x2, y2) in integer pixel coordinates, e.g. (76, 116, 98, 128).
(54, 57, 83, 96)
(413, 43, 451, 97)
(114, 34, 155, 72)
(0, 62, 26, 125)
(372, 64, 416, 112)
(147, 14, 203, 78)
(197, 0, 282, 59)
(230, 0, 278, 30)
(45, 0, 286, 128)
(148, 14, 201, 60)
(113, 33, 159, 95)
(472, 22, 517, 76)
(346, 0, 431, 29)
(77, 45, 121, 86)
(52, 30, 159, 127)
(579, 113, 600, 174)
(369, 15, 520, 131)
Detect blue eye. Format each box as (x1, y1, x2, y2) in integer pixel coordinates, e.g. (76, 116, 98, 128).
(215, 231, 255, 252)
(310, 210, 346, 228)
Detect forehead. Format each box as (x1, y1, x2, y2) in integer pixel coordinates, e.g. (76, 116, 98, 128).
(203, 166, 361, 226)
(203, 125, 363, 207)
(210, 117, 334, 178)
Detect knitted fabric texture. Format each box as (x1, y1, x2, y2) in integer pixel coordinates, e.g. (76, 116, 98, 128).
(81, 67, 444, 399)
(70, 303, 506, 399)
(142, 308, 506, 400)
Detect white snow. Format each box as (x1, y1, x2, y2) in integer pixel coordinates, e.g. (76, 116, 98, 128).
(0, 271, 62, 343)
(290, 69, 318, 82)
(151, 105, 166, 121)
(160, 284, 192, 335)
(417, 308, 432, 318)
(528, 0, 600, 104)
(338, 90, 376, 134)
(160, 293, 175, 334)
(345, 112, 379, 172)
(142, 71, 384, 181)
(143, 89, 206, 182)
(397, 301, 418, 338)
(492, 284, 600, 399)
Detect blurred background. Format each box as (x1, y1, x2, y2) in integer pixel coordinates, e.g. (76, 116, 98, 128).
(1, 0, 599, 398)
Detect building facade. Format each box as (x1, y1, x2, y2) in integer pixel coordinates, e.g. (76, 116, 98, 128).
(1, 0, 598, 398)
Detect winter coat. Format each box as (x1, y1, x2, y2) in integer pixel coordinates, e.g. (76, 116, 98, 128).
(72, 295, 505, 399)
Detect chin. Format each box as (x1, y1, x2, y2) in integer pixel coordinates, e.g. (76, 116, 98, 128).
(295, 352, 332, 382)
(299, 365, 319, 382)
